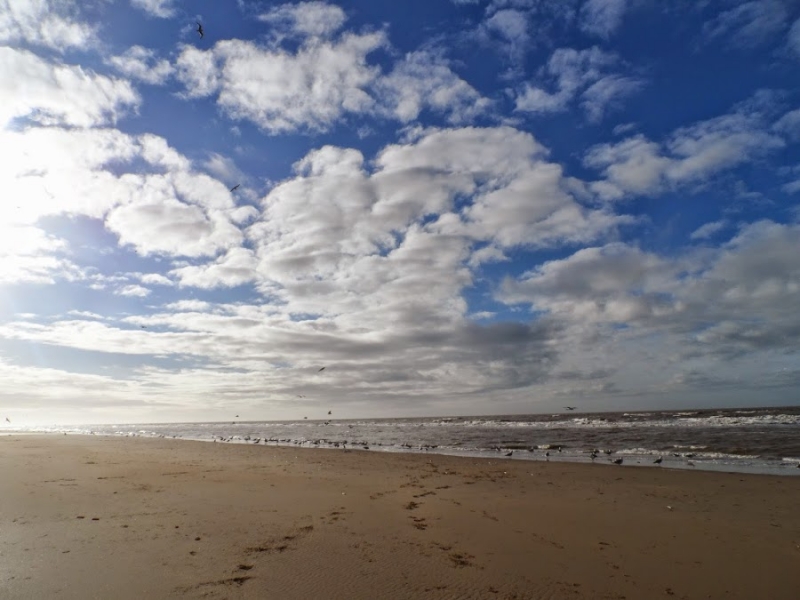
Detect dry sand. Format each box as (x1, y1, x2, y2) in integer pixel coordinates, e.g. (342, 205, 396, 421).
(1, 435, 799, 600)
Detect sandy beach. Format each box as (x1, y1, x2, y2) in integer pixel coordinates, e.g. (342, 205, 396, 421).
(1, 435, 798, 599)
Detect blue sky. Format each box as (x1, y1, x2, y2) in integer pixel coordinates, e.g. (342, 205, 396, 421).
(1, 0, 799, 424)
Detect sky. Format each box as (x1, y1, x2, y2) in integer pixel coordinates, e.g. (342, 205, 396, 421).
(1, 0, 799, 425)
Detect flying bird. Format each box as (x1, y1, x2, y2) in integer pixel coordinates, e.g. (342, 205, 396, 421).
(230, 184, 240, 192)
(318, 367, 326, 372)
(564, 406, 576, 411)
(196, 21, 204, 38)
(4, 417, 9, 423)
(327, 410, 332, 415)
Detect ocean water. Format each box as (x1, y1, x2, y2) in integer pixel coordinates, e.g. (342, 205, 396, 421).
(14, 406, 800, 476)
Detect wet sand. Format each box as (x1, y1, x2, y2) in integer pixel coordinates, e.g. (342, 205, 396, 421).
(1, 435, 799, 599)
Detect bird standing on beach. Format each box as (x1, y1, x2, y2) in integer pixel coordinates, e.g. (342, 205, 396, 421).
(613, 458, 623, 465)
(654, 457, 663, 464)
(196, 22, 204, 38)
(328, 410, 332, 415)
(505, 451, 513, 457)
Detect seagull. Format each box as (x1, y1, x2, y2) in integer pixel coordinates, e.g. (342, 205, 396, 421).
(564, 406, 576, 411)
(654, 457, 663, 464)
(613, 458, 623, 465)
(230, 184, 240, 192)
(505, 451, 513, 457)
(140, 325, 146, 329)
(196, 21, 204, 38)
(318, 367, 326, 372)
(327, 410, 332, 415)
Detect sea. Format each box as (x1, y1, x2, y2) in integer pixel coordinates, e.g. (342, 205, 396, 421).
(13, 406, 800, 476)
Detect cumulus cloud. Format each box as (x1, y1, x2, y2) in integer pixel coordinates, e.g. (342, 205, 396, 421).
(585, 102, 785, 199)
(578, 0, 628, 39)
(500, 220, 800, 360)
(258, 1, 347, 39)
(106, 46, 173, 85)
(478, 8, 531, 63)
(0, 47, 140, 129)
(171, 248, 258, 288)
(242, 126, 629, 334)
(175, 12, 491, 133)
(177, 33, 384, 133)
(375, 51, 491, 123)
(0, 0, 96, 51)
(0, 126, 248, 282)
(515, 46, 643, 122)
(116, 284, 151, 297)
(500, 243, 675, 324)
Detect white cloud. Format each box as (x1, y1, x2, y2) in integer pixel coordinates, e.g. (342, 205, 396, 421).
(130, 0, 176, 18)
(0, 126, 248, 283)
(176, 17, 493, 133)
(375, 51, 491, 123)
(0, 224, 76, 284)
(515, 46, 642, 122)
(0, 47, 140, 129)
(703, 0, 788, 49)
(500, 243, 674, 323)
(164, 300, 211, 312)
(244, 126, 629, 329)
(139, 273, 173, 285)
(258, 1, 347, 39)
(586, 105, 785, 199)
(581, 74, 643, 122)
(578, 0, 628, 39)
(171, 248, 258, 288)
(500, 220, 800, 360)
(690, 220, 728, 240)
(177, 33, 385, 133)
(175, 45, 221, 99)
(105, 198, 242, 258)
(202, 153, 247, 186)
(117, 284, 151, 297)
(0, 0, 96, 51)
(773, 107, 800, 141)
(478, 8, 530, 62)
(107, 46, 173, 85)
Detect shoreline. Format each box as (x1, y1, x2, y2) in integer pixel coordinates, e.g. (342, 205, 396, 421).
(2, 434, 799, 599)
(7, 430, 799, 477)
